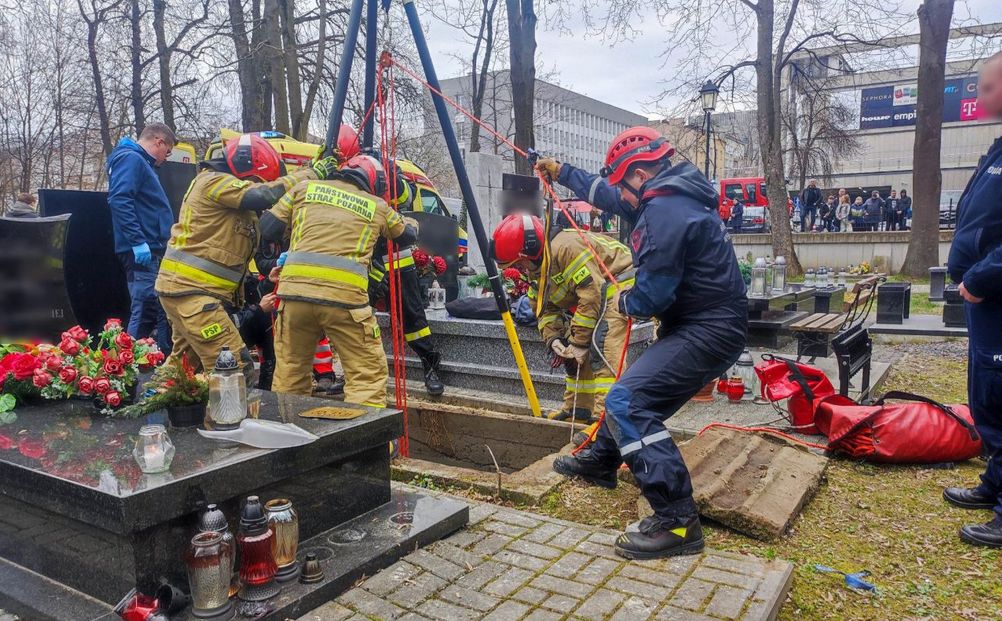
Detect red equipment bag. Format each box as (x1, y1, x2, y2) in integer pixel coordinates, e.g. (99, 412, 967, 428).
(754, 355, 836, 434)
(814, 390, 982, 463)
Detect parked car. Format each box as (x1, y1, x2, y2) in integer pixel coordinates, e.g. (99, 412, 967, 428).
(742, 206, 770, 233)
(939, 190, 963, 229)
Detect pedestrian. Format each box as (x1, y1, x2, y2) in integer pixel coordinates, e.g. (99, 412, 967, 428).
(899, 189, 912, 230)
(536, 127, 747, 559)
(850, 196, 865, 231)
(261, 155, 416, 406)
(5, 192, 38, 218)
(155, 133, 336, 386)
(106, 122, 176, 355)
(820, 195, 836, 232)
(863, 190, 883, 232)
(835, 194, 851, 232)
(730, 198, 744, 233)
(799, 179, 823, 232)
(885, 190, 899, 231)
(945, 50, 1002, 548)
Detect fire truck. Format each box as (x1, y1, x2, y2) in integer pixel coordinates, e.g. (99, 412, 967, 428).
(717, 177, 792, 233)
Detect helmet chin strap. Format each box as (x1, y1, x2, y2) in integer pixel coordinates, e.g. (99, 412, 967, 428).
(620, 160, 669, 205)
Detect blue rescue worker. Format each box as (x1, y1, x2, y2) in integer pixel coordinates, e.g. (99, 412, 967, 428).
(536, 126, 747, 559)
(945, 50, 1002, 549)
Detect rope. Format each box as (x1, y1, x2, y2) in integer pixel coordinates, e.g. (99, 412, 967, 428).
(697, 422, 831, 451)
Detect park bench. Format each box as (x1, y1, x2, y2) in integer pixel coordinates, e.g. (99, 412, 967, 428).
(789, 275, 884, 398)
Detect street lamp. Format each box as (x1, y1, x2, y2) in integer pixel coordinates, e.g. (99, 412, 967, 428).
(699, 80, 719, 180)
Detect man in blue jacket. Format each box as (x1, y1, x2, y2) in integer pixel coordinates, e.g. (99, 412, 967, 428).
(536, 126, 747, 559)
(945, 51, 1002, 548)
(107, 122, 176, 354)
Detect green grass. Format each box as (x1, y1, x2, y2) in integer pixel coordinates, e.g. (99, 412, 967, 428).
(910, 295, 944, 317)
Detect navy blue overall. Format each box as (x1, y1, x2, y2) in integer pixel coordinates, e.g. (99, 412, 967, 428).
(558, 162, 748, 522)
(948, 135, 1002, 518)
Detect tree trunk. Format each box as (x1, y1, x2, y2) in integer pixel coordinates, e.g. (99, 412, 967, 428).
(902, 0, 954, 277)
(300, 0, 327, 139)
(129, 0, 145, 132)
(280, 0, 305, 139)
(81, 5, 113, 157)
(506, 0, 535, 175)
(263, 0, 290, 134)
(152, 0, 175, 128)
(227, 0, 268, 130)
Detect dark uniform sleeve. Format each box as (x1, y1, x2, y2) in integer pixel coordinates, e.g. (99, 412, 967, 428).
(618, 211, 685, 319)
(557, 164, 635, 225)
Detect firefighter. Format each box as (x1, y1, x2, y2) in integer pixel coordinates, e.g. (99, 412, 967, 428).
(491, 213, 633, 423)
(368, 230, 446, 396)
(535, 126, 747, 559)
(156, 134, 336, 385)
(261, 155, 417, 406)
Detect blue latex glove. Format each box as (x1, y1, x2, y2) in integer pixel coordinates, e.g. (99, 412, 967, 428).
(814, 565, 877, 593)
(277, 251, 288, 267)
(132, 242, 152, 267)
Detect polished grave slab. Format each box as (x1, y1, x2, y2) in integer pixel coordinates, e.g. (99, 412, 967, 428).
(0, 392, 467, 618)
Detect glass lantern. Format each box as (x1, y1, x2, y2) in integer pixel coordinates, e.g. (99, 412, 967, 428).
(132, 424, 175, 474)
(734, 350, 757, 401)
(804, 268, 815, 287)
(771, 256, 787, 292)
(184, 531, 234, 619)
(427, 280, 446, 310)
(237, 496, 281, 601)
(208, 347, 247, 430)
(750, 258, 768, 297)
(265, 498, 300, 583)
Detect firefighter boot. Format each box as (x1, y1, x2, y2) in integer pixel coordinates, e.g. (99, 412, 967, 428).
(553, 449, 618, 489)
(614, 515, 705, 560)
(944, 486, 997, 510)
(572, 421, 601, 447)
(546, 407, 593, 422)
(420, 351, 445, 396)
(959, 515, 1002, 548)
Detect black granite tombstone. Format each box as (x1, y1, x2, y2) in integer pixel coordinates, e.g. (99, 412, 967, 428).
(39, 189, 131, 336)
(876, 282, 911, 324)
(406, 211, 460, 301)
(0, 214, 77, 339)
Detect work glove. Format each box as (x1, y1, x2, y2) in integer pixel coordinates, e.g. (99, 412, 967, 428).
(311, 156, 339, 180)
(552, 339, 589, 366)
(403, 216, 420, 234)
(535, 158, 562, 182)
(132, 242, 152, 267)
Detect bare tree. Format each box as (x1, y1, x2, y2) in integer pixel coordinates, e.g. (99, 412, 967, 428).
(506, 0, 535, 174)
(901, 0, 954, 277)
(783, 75, 862, 188)
(78, 0, 123, 156)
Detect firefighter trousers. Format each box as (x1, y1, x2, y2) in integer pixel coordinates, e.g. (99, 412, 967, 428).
(160, 293, 257, 386)
(271, 299, 387, 407)
(558, 305, 630, 419)
(590, 319, 744, 523)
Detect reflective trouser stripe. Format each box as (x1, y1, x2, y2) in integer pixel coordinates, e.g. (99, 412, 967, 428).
(161, 250, 243, 291)
(283, 253, 368, 289)
(405, 326, 431, 342)
(565, 377, 615, 393)
(620, 430, 671, 456)
(606, 277, 635, 298)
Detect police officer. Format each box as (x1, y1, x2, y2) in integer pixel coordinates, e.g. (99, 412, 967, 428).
(945, 51, 1002, 548)
(156, 134, 336, 385)
(261, 155, 416, 406)
(536, 126, 747, 559)
(491, 213, 633, 423)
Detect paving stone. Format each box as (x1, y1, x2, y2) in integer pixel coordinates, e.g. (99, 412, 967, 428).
(544, 551, 591, 578)
(575, 557, 622, 585)
(586, 531, 618, 545)
(541, 592, 580, 612)
(609, 595, 657, 621)
(426, 541, 484, 569)
(512, 586, 549, 605)
(702, 552, 767, 577)
(670, 577, 717, 611)
(473, 533, 516, 555)
(483, 566, 537, 597)
(397, 614, 434, 621)
(482, 600, 532, 621)
(361, 560, 421, 597)
(692, 566, 761, 591)
(655, 606, 721, 621)
(633, 554, 698, 575)
(385, 571, 449, 608)
(338, 588, 408, 620)
(483, 520, 531, 537)
(523, 609, 562, 621)
(704, 585, 754, 620)
(455, 560, 507, 590)
(524, 521, 565, 543)
(415, 598, 481, 621)
(493, 549, 552, 571)
(469, 503, 499, 524)
(531, 574, 595, 599)
(574, 539, 620, 559)
(408, 549, 466, 580)
(604, 575, 672, 602)
(618, 563, 684, 589)
(506, 538, 563, 560)
(298, 602, 355, 621)
(548, 526, 592, 549)
(493, 510, 543, 528)
(573, 588, 626, 621)
(444, 528, 489, 549)
(440, 584, 502, 612)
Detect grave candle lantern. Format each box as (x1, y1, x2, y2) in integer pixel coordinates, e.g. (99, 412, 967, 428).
(265, 498, 300, 582)
(236, 496, 281, 601)
(132, 424, 174, 474)
(184, 531, 234, 620)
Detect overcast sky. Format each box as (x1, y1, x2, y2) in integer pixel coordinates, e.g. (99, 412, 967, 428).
(423, 0, 1000, 118)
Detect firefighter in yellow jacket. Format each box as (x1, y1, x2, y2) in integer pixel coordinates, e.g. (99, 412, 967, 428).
(156, 134, 337, 385)
(492, 213, 634, 422)
(260, 155, 417, 406)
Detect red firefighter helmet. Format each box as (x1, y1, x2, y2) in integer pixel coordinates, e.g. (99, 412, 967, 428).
(600, 126, 675, 185)
(337, 124, 361, 161)
(340, 155, 411, 206)
(225, 134, 282, 182)
(491, 214, 544, 265)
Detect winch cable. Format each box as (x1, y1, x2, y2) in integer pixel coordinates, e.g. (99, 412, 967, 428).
(385, 54, 633, 451)
(376, 56, 410, 457)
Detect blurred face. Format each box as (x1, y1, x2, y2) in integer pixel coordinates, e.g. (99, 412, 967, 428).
(808, 180, 817, 188)
(617, 165, 659, 208)
(891, 191, 897, 198)
(871, 191, 879, 199)
(141, 135, 173, 166)
(855, 197, 863, 205)
(977, 57, 1002, 119)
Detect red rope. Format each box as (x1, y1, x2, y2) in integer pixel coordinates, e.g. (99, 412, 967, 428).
(696, 423, 831, 451)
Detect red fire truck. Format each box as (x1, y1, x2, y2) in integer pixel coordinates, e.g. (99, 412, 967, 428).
(718, 177, 791, 233)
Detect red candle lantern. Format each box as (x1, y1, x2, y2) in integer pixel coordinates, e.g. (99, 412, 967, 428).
(726, 376, 745, 402)
(236, 496, 281, 601)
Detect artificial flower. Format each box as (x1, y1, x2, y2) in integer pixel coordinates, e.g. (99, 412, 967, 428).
(58, 366, 77, 384)
(104, 391, 122, 407)
(94, 377, 111, 394)
(77, 376, 95, 395)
